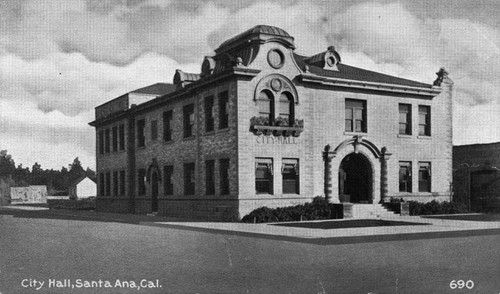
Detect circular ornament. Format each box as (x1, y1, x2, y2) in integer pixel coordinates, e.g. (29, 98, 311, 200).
(267, 49, 284, 69)
(270, 78, 282, 92)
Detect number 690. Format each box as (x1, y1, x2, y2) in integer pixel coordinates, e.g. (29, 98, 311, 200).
(450, 280, 474, 289)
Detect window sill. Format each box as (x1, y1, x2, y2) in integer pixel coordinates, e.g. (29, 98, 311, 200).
(256, 193, 274, 195)
(162, 139, 174, 145)
(182, 136, 196, 141)
(397, 134, 412, 139)
(417, 135, 432, 140)
(344, 131, 367, 136)
(204, 130, 215, 136)
(217, 128, 230, 134)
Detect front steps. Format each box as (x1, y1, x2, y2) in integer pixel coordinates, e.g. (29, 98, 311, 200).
(350, 204, 398, 219)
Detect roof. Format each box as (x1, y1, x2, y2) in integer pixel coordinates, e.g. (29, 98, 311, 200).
(130, 83, 177, 96)
(71, 175, 96, 186)
(218, 25, 294, 51)
(294, 53, 433, 89)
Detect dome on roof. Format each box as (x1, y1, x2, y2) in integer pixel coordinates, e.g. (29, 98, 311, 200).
(217, 25, 294, 52)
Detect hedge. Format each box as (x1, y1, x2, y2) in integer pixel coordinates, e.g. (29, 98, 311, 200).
(241, 196, 342, 223)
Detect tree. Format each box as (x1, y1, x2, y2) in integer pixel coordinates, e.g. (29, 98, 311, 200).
(68, 157, 85, 183)
(0, 150, 16, 177)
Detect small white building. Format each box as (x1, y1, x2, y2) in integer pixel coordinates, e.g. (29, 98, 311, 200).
(69, 176, 97, 199)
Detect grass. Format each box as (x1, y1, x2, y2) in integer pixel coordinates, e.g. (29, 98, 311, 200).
(422, 213, 500, 222)
(272, 219, 429, 229)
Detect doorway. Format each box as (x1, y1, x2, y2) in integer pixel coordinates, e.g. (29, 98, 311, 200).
(339, 153, 372, 203)
(151, 172, 159, 212)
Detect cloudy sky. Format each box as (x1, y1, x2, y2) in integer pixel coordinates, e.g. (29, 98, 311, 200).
(1, 0, 499, 170)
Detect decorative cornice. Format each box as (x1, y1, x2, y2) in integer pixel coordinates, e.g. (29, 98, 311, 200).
(299, 74, 441, 97)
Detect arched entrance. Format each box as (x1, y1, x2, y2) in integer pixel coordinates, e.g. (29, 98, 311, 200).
(339, 153, 372, 203)
(151, 172, 159, 212)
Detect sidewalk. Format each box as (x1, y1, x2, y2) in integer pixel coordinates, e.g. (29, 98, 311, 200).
(2, 206, 500, 244)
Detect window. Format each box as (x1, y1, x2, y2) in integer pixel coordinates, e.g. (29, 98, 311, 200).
(205, 160, 215, 195)
(282, 159, 299, 194)
(399, 162, 412, 192)
(113, 171, 118, 196)
(418, 105, 431, 136)
(105, 129, 110, 153)
(99, 173, 105, 196)
(137, 119, 145, 147)
(119, 170, 126, 196)
(119, 124, 125, 150)
(219, 158, 230, 195)
(183, 104, 195, 138)
(399, 104, 412, 135)
(204, 96, 214, 132)
(219, 91, 229, 129)
(419, 162, 431, 192)
(255, 158, 273, 194)
(163, 110, 173, 141)
(257, 90, 274, 123)
(105, 172, 111, 196)
(99, 130, 104, 155)
(278, 92, 294, 125)
(184, 163, 195, 195)
(345, 99, 366, 132)
(138, 169, 146, 195)
(151, 120, 158, 141)
(112, 126, 118, 152)
(163, 165, 173, 195)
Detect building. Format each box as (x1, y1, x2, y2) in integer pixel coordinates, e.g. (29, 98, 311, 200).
(69, 176, 97, 199)
(10, 185, 47, 204)
(453, 142, 500, 212)
(90, 25, 453, 221)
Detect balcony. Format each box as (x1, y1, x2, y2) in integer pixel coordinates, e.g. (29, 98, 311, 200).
(250, 116, 304, 137)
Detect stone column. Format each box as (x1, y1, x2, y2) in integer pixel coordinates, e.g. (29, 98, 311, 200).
(380, 147, 392, 203)
(323, 145, 335, 202)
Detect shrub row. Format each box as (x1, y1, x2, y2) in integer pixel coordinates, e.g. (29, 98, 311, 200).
(241, 197, 342, 223)
(408, 200, 468, 215)
(48, 197, 96, 210)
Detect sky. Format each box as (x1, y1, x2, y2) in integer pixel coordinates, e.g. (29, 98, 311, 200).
(1, 0, 499, 170)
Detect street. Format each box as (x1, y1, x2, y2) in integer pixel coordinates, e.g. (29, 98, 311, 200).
(0, 210, 499, 294)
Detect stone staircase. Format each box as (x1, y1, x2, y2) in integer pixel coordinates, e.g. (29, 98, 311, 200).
(351, 204, 398, 219)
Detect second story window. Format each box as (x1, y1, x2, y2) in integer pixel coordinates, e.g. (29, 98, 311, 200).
(119, 124, 125, 150)
(151, 120, 158, 141)
(345, 99, 366, 133)
(163, 110, 173, 141)
(137, 119, 145, 147)
(183, 104, 195, 138)
(205, 96, 214, 132)
(257, 90, 274, 124)
(99, 130, 104, 155)
(278, 92, 294, 125)
(112, 126, 118, 152)
(418, 105, 431, 136)
(399, 104, 412, 135)
(219, 91, 229, 129)
(105, 129, 110, 153)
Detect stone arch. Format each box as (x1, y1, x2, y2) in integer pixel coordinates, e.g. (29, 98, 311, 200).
(254, 74, 298, 104)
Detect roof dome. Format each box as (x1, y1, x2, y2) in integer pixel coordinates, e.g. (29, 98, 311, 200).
(216, 25, 295, 53)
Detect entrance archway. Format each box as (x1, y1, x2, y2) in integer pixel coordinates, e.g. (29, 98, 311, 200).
(339, 153, 372, 203)
(151, 172, 159, 212)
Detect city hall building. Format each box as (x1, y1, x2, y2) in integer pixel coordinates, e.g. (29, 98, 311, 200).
(90, 25, 453, 221)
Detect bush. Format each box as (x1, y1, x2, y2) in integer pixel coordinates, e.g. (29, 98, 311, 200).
(241, 196, 342, 223)
(408, 200, 468, 215)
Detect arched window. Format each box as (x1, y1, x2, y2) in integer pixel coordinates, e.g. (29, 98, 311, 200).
(257, 90, 274, 123)
(279, 91, 294, 125)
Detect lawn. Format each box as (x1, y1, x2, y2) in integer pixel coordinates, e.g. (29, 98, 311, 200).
(272, 219, 429, 229)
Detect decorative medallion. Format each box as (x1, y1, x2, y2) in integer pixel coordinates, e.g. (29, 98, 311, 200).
(270, 78, 282, 92)
(267, 49, 284, 69)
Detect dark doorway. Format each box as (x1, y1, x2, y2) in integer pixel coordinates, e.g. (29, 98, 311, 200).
(339, 153, 372, 203)
(151, 172, 159, 212)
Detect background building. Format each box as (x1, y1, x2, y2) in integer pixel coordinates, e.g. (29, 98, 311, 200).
(90, 25, 453, 220)
(453, 142, 500, 212)
(69, 176, 97, 200)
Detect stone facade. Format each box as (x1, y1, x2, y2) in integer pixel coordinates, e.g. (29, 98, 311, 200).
(90, 25, 453, 221)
